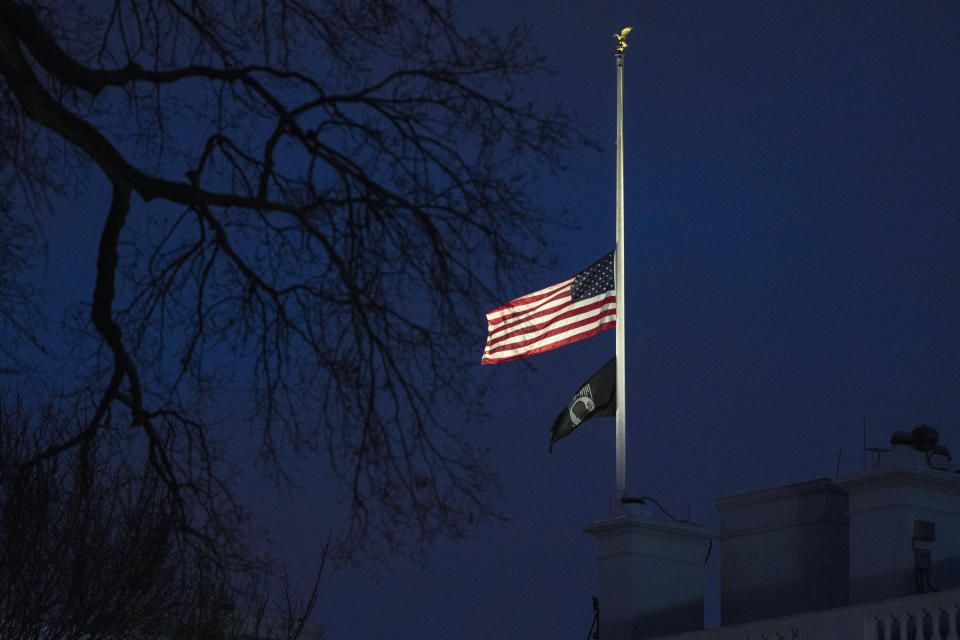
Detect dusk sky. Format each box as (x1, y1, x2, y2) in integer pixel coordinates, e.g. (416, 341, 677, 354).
(27, 1, 960, 638)
(304, 2, 960, 638)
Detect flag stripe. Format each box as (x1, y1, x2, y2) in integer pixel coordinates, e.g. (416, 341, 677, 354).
(485, 303, 616, 356)
(486, 291, 588, 344)
(484, 294, 616, 350)
(481, 252, 616, 364)
(485, 286, 574, 338)
(482, 317, 616, 365)
(485, 277, 575, 325)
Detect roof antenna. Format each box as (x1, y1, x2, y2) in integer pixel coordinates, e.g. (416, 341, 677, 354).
(862, 414, 867, 471)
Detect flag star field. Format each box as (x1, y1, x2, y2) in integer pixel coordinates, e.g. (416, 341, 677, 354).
(571, 251, 615, 303)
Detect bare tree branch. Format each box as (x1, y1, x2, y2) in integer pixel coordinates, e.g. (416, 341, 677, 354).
(0, 0, 582, 591)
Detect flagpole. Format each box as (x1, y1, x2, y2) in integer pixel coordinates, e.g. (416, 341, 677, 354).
(614, 28, 631, 507)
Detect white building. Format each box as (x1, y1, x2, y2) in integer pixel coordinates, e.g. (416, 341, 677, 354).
(586, 426, 960, 639)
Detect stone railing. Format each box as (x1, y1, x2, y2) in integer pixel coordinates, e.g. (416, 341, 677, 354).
(862, 592, 960, 640)
(647, 588, 960, 640)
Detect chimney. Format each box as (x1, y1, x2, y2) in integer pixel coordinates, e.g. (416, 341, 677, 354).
(715, 478, 849, 625)
(837, 425, 960, 604)
(585, 503, 714, 640)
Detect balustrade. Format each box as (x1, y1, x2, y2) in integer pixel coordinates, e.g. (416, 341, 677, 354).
(865, 601, 960, 640)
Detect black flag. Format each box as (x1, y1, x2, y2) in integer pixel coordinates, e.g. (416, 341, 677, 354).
(549, 357, 616, 452)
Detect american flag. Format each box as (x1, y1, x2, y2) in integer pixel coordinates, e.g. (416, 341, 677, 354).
(481, 251, 616, 364)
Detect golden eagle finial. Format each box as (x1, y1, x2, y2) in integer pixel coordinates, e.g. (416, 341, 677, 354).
(613, 26, 633, 54)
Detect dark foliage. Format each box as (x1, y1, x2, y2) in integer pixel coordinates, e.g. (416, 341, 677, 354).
(0, 394, 326, 640)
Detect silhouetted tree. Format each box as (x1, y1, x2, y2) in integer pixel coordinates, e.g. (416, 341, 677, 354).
(0, 0, 576, 572)
(0, 394, 327, 640)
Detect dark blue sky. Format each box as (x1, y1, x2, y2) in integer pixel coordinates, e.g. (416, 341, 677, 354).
(35, 1, 960, 638)
(298, 2, 960, 638)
